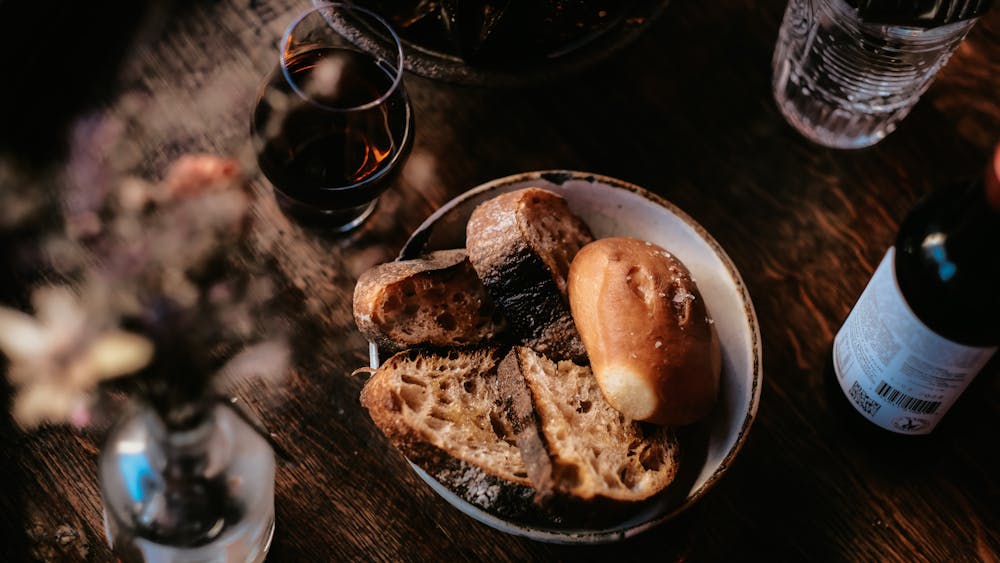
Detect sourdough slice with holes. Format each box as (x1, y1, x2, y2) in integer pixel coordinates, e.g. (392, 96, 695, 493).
(353, 249, 507, 353)
(359, 347, 536, 516)
(498, 346, 679, 506)
(466, 188, 593, 363)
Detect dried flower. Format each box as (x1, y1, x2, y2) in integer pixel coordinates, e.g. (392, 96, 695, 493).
(0, 145, 288, 430)
(0, 161, 47, 229)
(0, 287, 153, 428)
(214, 339, 291, 393)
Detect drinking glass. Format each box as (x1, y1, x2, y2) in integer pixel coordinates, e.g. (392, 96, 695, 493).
(772, 0, 977, 149)
(252, 3, 413, 232)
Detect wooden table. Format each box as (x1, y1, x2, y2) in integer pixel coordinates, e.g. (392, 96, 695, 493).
(2, 0, 999, 561)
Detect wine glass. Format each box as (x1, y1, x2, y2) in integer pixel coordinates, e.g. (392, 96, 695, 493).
(252, 3, 413, 232)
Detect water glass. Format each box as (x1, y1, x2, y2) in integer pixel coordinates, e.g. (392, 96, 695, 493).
(772, 0, 977, 149)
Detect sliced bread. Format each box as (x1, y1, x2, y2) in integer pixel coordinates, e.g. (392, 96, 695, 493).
(353, 249, 506, 353)
(498, 346, 679, 505)
(359, 347, 535, 515)
(465, 188, 593, 363)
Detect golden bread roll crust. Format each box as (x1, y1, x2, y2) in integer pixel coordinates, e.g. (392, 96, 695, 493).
(568, 237, 720, 425)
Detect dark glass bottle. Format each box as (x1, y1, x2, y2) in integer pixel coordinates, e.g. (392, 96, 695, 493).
(831, 144, 1000, 435)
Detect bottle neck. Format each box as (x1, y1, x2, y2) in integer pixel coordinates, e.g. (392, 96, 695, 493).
(142, 400, 219, 457)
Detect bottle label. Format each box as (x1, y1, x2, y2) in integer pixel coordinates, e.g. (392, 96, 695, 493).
(833, 248, 997, 434)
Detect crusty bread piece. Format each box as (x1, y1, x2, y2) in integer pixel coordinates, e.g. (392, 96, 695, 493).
(359, 347, 535, 515)
(569, 238, 721, 425)
(353, 249, 506, 353)
(466, 188, 593, 363)
(498, 346, 679, 504)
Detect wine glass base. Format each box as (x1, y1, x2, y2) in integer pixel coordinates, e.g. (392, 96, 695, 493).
(273, 190, 378, 234)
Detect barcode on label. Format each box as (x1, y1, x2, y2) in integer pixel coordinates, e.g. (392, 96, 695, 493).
(875, 381, 940, 415)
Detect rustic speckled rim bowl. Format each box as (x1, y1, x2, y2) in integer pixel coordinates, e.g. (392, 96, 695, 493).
(370, 171, 762, 544)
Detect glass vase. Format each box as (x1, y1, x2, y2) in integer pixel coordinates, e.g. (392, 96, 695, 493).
(99, 402, 275, 562)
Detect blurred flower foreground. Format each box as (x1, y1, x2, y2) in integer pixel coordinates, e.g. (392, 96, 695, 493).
(0, 152, 288, 430)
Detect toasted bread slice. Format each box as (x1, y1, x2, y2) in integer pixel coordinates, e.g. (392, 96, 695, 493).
(465, 188, 593, 363)
(353, 249, 506, 353)
(498, 347, 679, 504)
(360, 347, 534, 515)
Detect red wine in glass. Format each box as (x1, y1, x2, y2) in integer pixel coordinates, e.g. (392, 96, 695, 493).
(251, 5, 413, 232)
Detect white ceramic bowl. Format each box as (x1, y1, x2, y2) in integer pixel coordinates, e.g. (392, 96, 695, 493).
(373, 171, 762, 543)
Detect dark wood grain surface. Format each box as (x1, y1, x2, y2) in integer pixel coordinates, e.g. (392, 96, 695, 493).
(2, 0, 999, 561)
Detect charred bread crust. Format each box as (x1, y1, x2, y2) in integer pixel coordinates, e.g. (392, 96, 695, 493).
(476, 244, 584, 362)
(466, 188, 592, 363)
(497, 345, 556, 505)
(368, 419, 539, 520)
(421, 451, 537, 520)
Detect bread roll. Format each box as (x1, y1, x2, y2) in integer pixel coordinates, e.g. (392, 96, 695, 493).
(352, 249, 506, 353)
(568, 237, 720, 425)
(466, 187, 592, 363)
